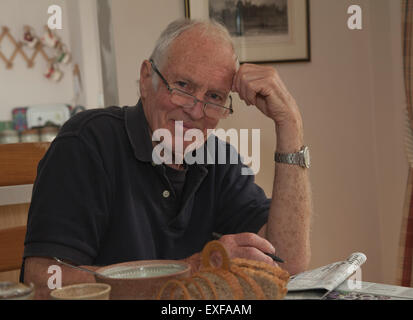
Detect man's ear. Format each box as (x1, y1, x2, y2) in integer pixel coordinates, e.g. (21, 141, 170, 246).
(139, 60, 152, 99)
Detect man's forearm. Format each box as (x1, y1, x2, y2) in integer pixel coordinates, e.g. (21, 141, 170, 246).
(24, 257, 98, 299)
(231, 62, 312, 275)
(264, 121, 313, 275)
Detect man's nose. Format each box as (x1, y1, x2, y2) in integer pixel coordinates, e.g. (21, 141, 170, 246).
(184, 100, 205, 120)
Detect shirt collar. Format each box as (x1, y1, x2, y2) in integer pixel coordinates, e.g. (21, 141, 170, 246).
(125, 100, 154, 163)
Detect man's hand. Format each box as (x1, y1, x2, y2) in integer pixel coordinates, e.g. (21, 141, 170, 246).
(232, 63, 302, 128)
(182, 233, 278, 275)
(215, 232, 278, 267)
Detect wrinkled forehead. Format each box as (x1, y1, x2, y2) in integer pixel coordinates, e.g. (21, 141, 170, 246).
(164, 27, 237, 78)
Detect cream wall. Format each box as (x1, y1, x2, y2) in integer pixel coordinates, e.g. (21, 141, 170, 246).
(0, 0, 104, 120)
(110, 0, 408, 284)
(367, 0, 406, 285)
(111, 0, 185, 106)
(66, 0, 105, 109)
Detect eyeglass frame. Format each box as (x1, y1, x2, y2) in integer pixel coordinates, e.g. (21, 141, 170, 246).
(149, 59, 234, 117)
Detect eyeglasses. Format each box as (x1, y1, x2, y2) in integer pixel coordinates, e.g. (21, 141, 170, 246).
(150, 59, 233, 119)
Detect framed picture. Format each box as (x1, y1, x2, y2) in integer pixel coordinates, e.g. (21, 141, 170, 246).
(184, 0, 310, 63)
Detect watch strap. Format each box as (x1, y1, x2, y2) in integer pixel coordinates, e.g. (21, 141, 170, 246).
(274, 152, 300, 165)
(274, 146, 310, 168)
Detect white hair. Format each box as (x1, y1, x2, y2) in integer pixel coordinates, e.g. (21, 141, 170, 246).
(148, 18, 239, 89)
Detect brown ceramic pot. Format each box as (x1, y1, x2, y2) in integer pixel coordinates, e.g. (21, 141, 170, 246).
(50, 283, 111, 300)
(94, 260, 191, 300)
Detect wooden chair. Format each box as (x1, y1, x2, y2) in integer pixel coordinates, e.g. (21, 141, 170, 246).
(0, 142, 49, 282)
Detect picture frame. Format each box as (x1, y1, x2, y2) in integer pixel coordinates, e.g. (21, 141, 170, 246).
(184, 0, 310, 64)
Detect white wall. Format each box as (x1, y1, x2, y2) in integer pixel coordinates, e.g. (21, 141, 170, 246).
(110, 0, 185, 106)
(367, 0, 406, 285)
(0, 0, 105, 119)
(111, 0, 407, 284)
(66, 0, 105, 109)
(0, 0, 74, 120)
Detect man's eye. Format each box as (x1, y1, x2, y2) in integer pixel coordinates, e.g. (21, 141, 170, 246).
(208, 93, 224, 102)
(176, 81, 188, 89)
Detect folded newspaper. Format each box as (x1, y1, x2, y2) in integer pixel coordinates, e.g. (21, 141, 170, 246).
(285, 252, 367, 300)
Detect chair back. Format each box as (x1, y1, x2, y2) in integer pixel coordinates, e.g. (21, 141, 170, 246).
(0, 142, 49, 277)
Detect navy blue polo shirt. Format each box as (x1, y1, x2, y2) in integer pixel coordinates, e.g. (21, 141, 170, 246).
(22, 101, 270, 272)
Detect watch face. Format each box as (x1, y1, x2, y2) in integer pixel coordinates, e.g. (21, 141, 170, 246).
(303, 147, 310, 168)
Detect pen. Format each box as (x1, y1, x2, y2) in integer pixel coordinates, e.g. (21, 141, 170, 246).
(212, 232, 285, 263)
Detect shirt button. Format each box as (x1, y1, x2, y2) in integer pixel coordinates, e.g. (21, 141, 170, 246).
(162, 190, 170, 198)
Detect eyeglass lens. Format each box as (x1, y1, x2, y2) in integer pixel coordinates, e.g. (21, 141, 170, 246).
(170, 89, 230, 119)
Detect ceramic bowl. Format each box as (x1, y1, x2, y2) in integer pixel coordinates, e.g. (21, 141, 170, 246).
(94, 260, 191, 300)
(50, 283, 111, 300)
(0, 282, 35, 300)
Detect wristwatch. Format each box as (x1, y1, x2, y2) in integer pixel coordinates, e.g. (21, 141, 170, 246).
(274, 146, 310, 168)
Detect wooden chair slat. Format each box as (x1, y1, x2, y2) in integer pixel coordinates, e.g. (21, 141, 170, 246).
(0, 142, 49, 187)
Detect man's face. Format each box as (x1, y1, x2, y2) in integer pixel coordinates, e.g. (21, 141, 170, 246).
(140, 28, 236, 156)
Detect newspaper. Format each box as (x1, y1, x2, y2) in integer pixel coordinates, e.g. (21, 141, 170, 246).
(329, 281, 413, 300)
(285, 252, 367, 300)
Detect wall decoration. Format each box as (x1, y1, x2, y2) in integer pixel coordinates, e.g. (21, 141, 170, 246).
(22, 25, 39, 49)
(185, 0, 310, 63)
(41, 25, 59, 48)
(0, 25, 74, 82)
(0, 26, 32, 69)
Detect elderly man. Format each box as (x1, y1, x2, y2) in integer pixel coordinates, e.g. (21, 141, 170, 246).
(22, 19, 312, 299)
